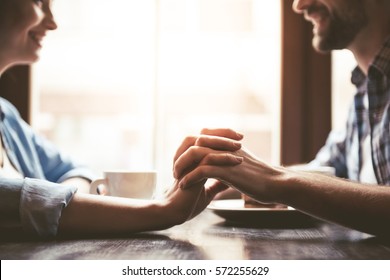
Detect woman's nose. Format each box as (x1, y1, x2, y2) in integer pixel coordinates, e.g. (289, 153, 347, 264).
(43, 8, 58, 30)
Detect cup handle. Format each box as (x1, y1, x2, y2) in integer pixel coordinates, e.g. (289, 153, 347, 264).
(90, 178, 108, 195)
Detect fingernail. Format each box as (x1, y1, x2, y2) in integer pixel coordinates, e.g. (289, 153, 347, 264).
(234, 142, 242, 148)
(236, 132, 244, 139)
(179, 181, 187, 189)
(235, 156, 243, 163)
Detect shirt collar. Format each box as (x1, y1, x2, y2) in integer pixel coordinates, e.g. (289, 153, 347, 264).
(371, 35, 390, 78)
(351, 66, 366, 88)
(351, 35, 390, 89)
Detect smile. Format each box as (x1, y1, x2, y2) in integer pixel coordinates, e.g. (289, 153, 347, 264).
(306, 12, 329, 35)
(29, 32, 44, 48)
(304, 5, 330, 33)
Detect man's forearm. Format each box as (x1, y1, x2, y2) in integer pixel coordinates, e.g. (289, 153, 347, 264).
(279, 170, 390, 237)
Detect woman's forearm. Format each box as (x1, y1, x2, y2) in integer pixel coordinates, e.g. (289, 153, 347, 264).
(57, 180, 222, 237)
(58, 193, 178, 236)
(61, 177, 91, 194)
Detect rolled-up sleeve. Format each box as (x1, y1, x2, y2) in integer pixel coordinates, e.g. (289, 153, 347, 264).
(309, 129, 349, 178)
(20, 178, 77, 238)
(0, 178, 23, 228)
(0, 99, 86, 238)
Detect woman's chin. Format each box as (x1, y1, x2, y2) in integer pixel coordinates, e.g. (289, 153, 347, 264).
(29, 53, 40, 62)
(19, 55, 40, 65)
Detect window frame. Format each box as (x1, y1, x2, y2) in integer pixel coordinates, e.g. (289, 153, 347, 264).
(281, 0, 331, 165)
(0, 66, 32, 123)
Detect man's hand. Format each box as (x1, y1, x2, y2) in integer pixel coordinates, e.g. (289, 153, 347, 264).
(173, 128, 243, 163)
(173, 128, 244, 179)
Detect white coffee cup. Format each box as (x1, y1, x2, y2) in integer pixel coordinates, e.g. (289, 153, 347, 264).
(90, 170, 157, 199)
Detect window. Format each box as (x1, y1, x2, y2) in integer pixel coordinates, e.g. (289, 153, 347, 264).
(32, 0, 282, 190)
(332, 50, 356, 130)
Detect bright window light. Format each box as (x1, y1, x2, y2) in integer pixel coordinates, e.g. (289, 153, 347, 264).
(33, 0, 281, 190)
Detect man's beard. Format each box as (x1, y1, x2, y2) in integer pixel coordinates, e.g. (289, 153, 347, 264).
(311, 2, 368, 52)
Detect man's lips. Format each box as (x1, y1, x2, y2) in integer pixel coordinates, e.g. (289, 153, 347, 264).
(304, 5, 329, 23)
(304, 6, 330, 34)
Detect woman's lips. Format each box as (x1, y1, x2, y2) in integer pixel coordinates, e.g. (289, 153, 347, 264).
(29, 31, 44, 48)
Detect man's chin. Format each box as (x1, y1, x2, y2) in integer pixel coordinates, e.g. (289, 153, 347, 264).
(312, 36, 332, 53)
(312, 32, 348, 53)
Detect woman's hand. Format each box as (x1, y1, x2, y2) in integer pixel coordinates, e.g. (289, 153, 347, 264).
(162, 129, 245, 223)
(160, 179, 231, 226)
(172, 128, 244, 200)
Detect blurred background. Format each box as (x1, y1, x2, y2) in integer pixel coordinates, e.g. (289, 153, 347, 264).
(30, 0, 355, 190)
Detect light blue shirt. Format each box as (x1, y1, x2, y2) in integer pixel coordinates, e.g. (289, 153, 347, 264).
(0, 97, 96, 238)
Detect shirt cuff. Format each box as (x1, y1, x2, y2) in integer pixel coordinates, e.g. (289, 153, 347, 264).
(20, 178, 77, 238)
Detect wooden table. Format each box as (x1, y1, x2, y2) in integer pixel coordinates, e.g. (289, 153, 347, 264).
(1, 210, 390, 260)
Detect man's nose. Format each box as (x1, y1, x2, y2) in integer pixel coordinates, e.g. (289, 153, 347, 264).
(293, 0, 315, 14)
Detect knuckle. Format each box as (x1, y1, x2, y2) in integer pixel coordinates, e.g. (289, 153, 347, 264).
(195, 135, 210, 147)
(197, 167, 207, 177)
(184, 135, 196, 144)
(202, 153, 215, 164)
(194, 137, 204, 146)
(187, 146, 202, 159)
(200, 128, 211, 134)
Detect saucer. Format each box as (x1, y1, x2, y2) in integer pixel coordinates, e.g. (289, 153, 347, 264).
(207, 199, 315, 227)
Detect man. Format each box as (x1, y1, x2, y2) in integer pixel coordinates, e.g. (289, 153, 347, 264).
(172, 0, 390, 237)
(294, 0, 390, 184)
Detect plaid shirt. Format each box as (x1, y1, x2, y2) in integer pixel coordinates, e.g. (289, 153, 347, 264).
(312, 36, 390, 185)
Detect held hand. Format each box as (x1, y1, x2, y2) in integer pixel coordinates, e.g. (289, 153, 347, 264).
(168, 128, 247, 220)
(175, 145, 284, 204)
(173, 128, 244, 179)
(173, 128, 244, 165)
(173, 146, 244, 179)
(162, 180, 228, 223)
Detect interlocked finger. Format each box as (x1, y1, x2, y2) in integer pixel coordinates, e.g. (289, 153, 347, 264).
(174, 146, 214, 179)
(199, 153, 243, 166)
(195, 135, 241, 152)
(200, 128, 244, 140)
(173, 136, 198, 164)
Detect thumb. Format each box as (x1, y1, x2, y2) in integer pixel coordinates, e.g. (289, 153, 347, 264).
(205, 180, 229, 201)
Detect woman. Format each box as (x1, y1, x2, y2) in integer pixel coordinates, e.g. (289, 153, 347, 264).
(0, 0, 240, 239)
